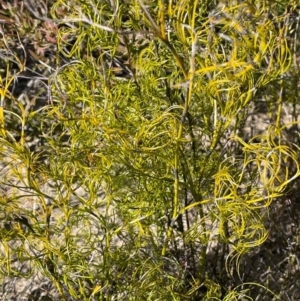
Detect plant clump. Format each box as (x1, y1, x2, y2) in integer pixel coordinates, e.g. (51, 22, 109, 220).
(0, 0, 300, 300)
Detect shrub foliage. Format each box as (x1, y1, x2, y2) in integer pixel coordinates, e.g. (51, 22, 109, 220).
(0, 0, 300, 300)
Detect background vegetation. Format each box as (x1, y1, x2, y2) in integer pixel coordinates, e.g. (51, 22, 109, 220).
(0, 0, 300, 300)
